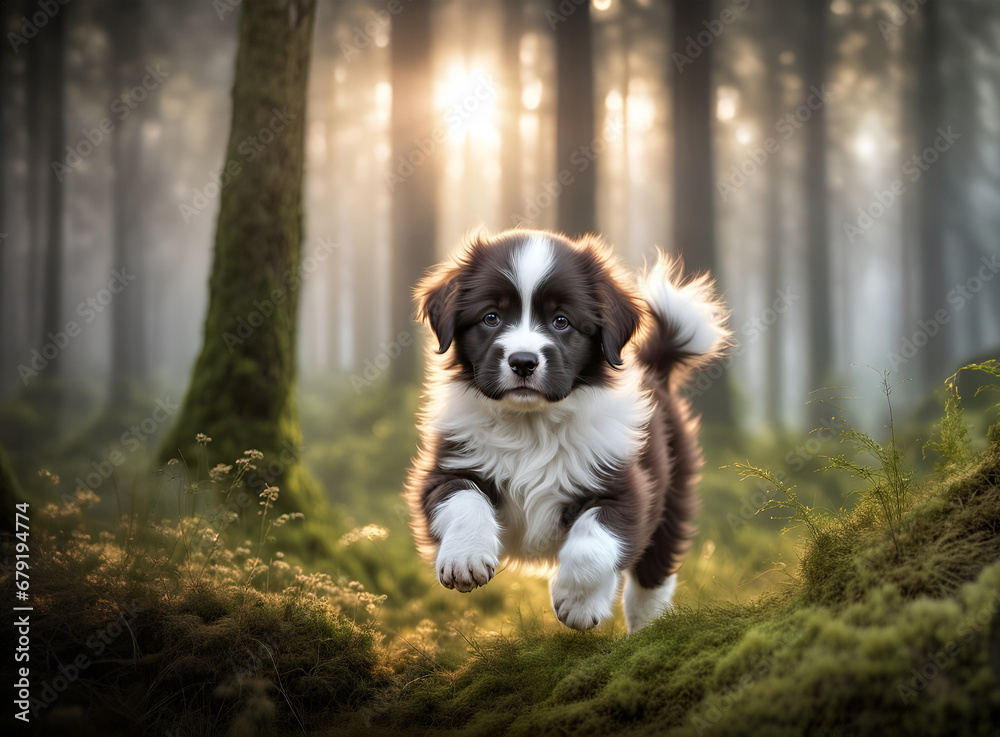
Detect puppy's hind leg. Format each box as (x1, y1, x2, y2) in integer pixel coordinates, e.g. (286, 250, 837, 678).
(431, 487, 501, 593)
(623, 570, 676, 634)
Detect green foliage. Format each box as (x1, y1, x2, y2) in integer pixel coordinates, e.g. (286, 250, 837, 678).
(725, 460, 828, 540)
(8, 363, 1000, 735)
(925, 379, 972, 471)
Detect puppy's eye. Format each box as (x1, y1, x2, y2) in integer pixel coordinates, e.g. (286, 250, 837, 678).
(552, 315, 570, 331)
(483, 312, 501, 327)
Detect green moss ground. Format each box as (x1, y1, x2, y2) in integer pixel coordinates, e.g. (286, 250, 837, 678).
(321, 439, 1000, 737)
(6, 368, 1000, 735)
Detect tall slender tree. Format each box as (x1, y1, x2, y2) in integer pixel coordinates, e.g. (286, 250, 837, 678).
(803, 0, 832, 406)
(672, 0, 731, 425)
(40, 8, 66, 363)
(109, 0, 147, 396)
(160, 0, 324, 519)
(916, 0, 947, 384)
(501, 0, 524, 227)
(389, 0, 437, 382)
(555, 0, 595, 237)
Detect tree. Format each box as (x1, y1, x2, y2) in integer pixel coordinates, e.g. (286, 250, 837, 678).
(501, 0, 524, 228)
(0, 444, 23, 532)
(109, 0, 148, 395)
(40, 8, 66, 361)
(160, 0, 325, 521)
(389, 0, 437, 383)
(555, 0, 596, 237)
(803, 0, 833, 407)
(672, 0, 731, 425)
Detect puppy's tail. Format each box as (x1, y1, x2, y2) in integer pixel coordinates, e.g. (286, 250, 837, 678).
(636, 250, 731, 388)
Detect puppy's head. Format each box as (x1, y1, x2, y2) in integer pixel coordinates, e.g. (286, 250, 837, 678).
(416, 230, 642, 411)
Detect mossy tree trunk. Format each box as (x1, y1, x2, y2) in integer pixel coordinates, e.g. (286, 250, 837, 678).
(0, 445, 22, 531)
(161, 0, 323, 519)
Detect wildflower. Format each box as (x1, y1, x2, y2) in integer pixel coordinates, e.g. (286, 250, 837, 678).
(339, 524, 389, 547)
(259, 485, 280, 509)
(195, 433, 212, 445)
(37, 469, 60, 485)
(73, 489, 101, 509)
(209, 463, 233, 482)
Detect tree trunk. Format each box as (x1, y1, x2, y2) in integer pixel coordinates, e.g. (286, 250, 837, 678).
(672, 0, 731, 425)
(764, 49, 784, 430)
(0, 444, 23, 531)
(501, 0, 523, 227)
(110, 0, 147, 396)
(555, 0, 595, 237)
(803, 0, 832, 408)
(389, 0, 437, 382)
(917, 0, 947, 386)
(25, 18, 45, 352)
(40, 9, 66, 361)
(160, 0, 324, 521)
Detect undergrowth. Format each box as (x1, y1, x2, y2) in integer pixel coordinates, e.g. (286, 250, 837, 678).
(5, 365, 1000, 736)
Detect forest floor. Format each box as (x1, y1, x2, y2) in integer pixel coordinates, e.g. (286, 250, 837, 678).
(4, 366, 1000, 736)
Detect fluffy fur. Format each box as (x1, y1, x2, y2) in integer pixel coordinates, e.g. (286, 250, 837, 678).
(405, 228, 730, 633)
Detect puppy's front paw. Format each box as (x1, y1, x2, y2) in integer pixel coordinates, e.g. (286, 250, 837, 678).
(436, 543, 498, 593)
(550, 573, 618, 631)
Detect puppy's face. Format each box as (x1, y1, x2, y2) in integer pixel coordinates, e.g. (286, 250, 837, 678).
(417, 231, 641, 411)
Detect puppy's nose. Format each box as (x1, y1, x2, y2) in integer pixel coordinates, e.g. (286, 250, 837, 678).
(508, 352, 538, 377)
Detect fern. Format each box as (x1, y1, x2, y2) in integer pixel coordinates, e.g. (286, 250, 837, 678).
(823, 371, 912, 552)
(924, 377, 971, 471)
(725, 462, 826, 541)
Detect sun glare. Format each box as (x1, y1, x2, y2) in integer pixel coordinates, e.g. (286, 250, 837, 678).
(435, 62, 500, 144)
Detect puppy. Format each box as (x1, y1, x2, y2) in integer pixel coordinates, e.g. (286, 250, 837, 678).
(404, 229, 729, 633)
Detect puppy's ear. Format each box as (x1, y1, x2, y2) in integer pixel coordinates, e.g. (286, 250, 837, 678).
(415, 266, 460, 354)
(596, 273, 642, 368)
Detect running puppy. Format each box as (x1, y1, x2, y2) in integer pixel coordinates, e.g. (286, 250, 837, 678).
(405, 229, 729, 632)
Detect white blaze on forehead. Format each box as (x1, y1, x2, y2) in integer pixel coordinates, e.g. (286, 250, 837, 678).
(499, 236, 555, 359)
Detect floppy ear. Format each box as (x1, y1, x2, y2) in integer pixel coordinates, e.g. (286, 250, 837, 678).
(596, 273, 642, 367)
(415, 266, 460, 354)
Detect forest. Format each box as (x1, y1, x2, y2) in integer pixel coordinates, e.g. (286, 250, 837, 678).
(1, 0, 1000, 734)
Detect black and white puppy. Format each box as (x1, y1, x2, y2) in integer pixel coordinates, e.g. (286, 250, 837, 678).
(405, 229, 729, 633)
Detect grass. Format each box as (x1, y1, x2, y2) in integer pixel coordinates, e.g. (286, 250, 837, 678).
(4, 367, 1000, 735)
